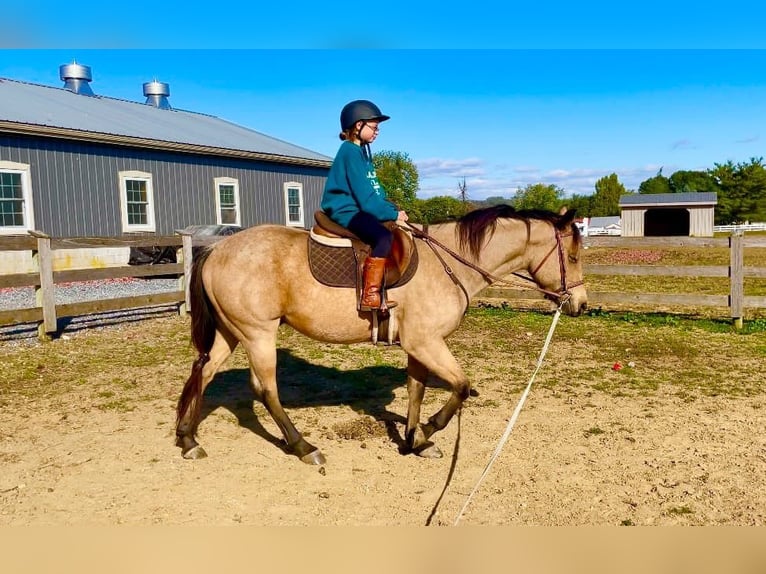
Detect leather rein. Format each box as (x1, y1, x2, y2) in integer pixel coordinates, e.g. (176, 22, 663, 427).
(402, 221, 583, 311)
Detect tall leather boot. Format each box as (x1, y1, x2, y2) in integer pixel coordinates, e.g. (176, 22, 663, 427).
(360, 256, 397, 311)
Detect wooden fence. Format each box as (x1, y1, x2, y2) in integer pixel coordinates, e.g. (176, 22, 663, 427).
(0, 232, 215, 340)
(481, 233, 766, 327)
(1, 232, 765, 340)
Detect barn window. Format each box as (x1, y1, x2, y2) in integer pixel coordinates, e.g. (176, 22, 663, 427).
(214, 177, 241, 226)
(283, 181, 304, 227)
(0, 161, 35, 235)
(118, 170, 156, 232)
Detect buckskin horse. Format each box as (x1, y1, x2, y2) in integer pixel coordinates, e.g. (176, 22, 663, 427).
(175, 205, 588, 464)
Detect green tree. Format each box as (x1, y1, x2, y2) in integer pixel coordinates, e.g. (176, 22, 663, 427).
(638, 169, 671, 194)
(565, 193, 594, 217)
(511, 183, 564, 211)
(372, 150, 419, 213)
(668, 170, 719, 194)
(709, 158, 766, 224)
(591, 173, 627, 216)
(415, 195, 468, 224)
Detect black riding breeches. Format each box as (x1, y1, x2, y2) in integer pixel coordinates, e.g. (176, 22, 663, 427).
(347, 212, 394, 258)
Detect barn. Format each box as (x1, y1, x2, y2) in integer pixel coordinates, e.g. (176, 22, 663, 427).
(0, 62, 333, 270)
(619, 192, 718, 237)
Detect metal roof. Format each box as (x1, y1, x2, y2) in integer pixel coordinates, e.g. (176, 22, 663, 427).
(587, 216, 621, 227)
(0, 77, 332, 167)
(619, 192, 718, 206)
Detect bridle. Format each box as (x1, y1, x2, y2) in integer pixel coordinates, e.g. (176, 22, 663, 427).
(403, 221, 583, 311)
(529, 228, 585, 303)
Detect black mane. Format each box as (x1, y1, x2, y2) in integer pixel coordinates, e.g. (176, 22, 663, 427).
(456, 205, 579, 259)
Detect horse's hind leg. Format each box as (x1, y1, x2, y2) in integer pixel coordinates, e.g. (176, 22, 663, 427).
(403, 339, 471, 458)
(403, 355, 442, 458)
(176, 328, 238, 459)
(242, 321, 326, 465)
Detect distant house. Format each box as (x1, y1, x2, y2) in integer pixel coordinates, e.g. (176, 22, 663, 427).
(579, 216, 621, 236)
(0, 62, 333, 271)
(619, 192, 718, 237)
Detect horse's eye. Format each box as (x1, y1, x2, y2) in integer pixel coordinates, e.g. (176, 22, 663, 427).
(568, 255, 578, 264)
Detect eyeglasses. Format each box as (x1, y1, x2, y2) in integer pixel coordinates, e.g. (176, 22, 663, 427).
(363, 123, 380, 133)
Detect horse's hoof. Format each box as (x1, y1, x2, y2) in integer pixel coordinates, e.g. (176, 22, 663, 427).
(182, 445, 208, 460)
(300, 450, 326, 465)
(413, 442, 443, 459)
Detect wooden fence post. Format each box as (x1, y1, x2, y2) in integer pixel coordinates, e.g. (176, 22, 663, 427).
(29, 230, 57, 339)
(180, 233, 194, 315)
(729, 231, 744, 329)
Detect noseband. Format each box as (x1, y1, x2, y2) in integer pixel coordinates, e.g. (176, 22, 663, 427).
(529, 229, 584, 304)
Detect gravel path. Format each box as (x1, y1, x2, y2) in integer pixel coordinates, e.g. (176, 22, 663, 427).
(0, 277, 181, 343)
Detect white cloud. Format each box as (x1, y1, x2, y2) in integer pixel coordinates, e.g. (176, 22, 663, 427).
(415, 157, 485, 178)
(414, 156, 669, 200)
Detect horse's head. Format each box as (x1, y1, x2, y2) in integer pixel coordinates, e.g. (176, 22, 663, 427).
(527, 208, 588, 317)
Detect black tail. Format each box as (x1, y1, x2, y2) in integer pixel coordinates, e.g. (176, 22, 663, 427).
(189, 246, 217, 357)
(176, 246, 216, 436)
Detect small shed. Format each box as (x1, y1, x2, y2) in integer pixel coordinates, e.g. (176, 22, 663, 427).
(619, 192, 718, 237)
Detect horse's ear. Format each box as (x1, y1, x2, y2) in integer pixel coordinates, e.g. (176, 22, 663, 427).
(557, 208, 577, 229)
(558, 205, 568, 215)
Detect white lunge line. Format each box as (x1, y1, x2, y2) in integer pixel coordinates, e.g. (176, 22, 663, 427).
(453, 305, 564, 526)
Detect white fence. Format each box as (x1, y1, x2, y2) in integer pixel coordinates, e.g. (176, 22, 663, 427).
(714, 223, 766, 233)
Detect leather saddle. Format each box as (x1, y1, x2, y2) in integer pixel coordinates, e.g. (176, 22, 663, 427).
(308, 210, 418, 290)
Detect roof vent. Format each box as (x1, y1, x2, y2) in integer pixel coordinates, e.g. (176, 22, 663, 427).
(59, 62, 94, 96)
(143, 80, 172, 110)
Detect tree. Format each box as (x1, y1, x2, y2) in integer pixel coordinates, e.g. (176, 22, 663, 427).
(372, 150, 419, 213)
(458, 177, 468, 203)
(668, 170, 719, 194)
(565, 193, 594, 217)
(709, 157, 766, 224)
(415, 195, 468, 224)
(638, 169, 671, 194)
(511, 183, 564, 211)
(591, 173, 626, 217)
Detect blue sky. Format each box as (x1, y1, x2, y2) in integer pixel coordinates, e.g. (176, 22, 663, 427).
(2, 48, 766, 201)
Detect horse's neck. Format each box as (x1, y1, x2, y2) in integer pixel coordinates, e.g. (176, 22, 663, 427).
(426, 220, 530, 294)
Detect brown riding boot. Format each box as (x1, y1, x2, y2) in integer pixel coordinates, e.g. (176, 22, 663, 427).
(360, 256, 397, 311)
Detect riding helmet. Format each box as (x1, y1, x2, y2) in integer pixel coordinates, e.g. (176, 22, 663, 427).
(340, 100, 390, 131)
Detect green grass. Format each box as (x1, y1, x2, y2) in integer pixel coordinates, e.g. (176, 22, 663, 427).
(1, 302, 765, 410)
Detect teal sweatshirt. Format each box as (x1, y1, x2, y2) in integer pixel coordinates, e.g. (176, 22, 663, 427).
(321, 140, 399, 228)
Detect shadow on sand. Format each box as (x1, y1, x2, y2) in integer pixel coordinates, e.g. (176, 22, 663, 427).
(197, 348, 440, 457)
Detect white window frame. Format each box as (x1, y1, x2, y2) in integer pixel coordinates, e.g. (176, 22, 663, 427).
(0, 160, 35, 235)
(283, 181, 304, 227)
(118, 170, 156, 233)
(214, 177, 241, 226)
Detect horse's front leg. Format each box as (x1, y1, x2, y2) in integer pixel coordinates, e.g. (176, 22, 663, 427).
(403, 341, 471, 458)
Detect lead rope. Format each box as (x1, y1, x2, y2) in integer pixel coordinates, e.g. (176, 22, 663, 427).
(451, 301, 565, 526)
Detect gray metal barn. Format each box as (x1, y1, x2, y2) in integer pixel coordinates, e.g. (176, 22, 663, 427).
(0, 62, 332, 240)
(619, 192, 718, 237)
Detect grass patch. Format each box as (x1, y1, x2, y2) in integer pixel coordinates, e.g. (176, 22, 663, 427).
(1, 304, 765, 411)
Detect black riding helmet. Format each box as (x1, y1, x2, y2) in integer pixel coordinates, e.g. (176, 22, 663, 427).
(340, 99, 390, 131)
